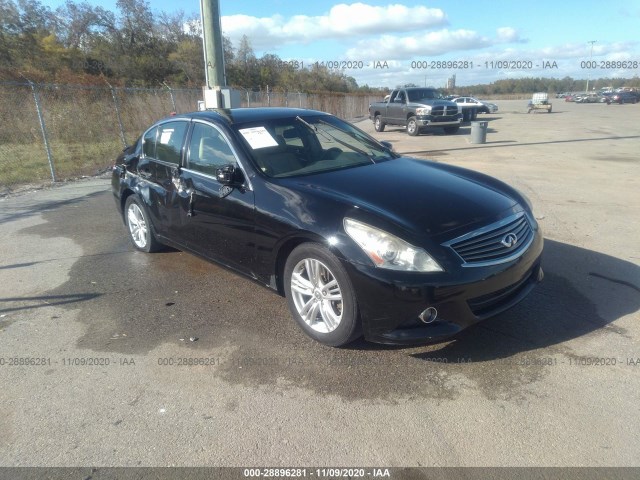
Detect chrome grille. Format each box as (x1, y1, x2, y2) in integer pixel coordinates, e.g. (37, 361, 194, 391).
(444, 213, 534, 266)
(432, 105, 458, 116)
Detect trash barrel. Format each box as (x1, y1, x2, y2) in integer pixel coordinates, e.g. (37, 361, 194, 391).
(470, 121, 488, 144)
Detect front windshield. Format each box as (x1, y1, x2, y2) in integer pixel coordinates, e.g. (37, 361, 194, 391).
(234, 114, 398, 178)
(407, 89, 443, 102)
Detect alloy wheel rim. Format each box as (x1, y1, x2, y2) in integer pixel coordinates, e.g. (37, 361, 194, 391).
(290, 258, 343, 333)
(127, 203, 148, 248)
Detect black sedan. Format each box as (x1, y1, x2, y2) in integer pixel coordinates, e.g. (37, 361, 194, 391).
(112, 108, 543, 346)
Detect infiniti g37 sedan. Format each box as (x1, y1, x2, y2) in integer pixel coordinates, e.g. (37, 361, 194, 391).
(112, 108, 543, 347)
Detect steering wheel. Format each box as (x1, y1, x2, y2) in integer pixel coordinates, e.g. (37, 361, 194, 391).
(323, 147, 342, 160)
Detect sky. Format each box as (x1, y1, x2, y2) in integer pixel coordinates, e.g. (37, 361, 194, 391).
(40, 0, 640, 88)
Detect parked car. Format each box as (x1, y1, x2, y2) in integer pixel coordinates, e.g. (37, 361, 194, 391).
(609, 91, 638, 104)
(599, 92, 613, 103)
(453, 96, 491, 114)
(575, 93, 602, 103)
(112, 108, 543, 347)
(482, 101, 499, 113)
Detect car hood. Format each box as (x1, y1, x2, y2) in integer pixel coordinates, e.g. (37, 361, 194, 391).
(408, 99, 456, 108)
(280, 157, 518, 237)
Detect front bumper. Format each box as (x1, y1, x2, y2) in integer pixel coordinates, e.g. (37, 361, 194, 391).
(416, 114, 462, 127)
(344, 231, 543, 345)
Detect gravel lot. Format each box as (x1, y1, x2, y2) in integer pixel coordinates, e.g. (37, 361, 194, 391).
(0, 99, 638, 474)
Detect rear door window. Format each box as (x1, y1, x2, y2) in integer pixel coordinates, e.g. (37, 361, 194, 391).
(156, 121, 188, 164)
(142, 127, 157, 158)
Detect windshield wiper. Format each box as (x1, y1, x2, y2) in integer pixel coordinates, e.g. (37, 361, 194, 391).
(295, 116, 374, 163)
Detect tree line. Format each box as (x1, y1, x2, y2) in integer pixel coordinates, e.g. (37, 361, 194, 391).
(1, 0, 637, 94)
(0, 0, 379, 93)
(455, 76, 640, 96)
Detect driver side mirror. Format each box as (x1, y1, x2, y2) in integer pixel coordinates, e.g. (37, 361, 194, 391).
(216, 164, 240, 185)
(379, 141, 394, 152)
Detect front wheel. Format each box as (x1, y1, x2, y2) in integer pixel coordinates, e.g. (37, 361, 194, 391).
(284, 243, 360, 346)
(406, 117, 419, 136)
(374, 115, 385, 132)
(124, 195, 161, 253)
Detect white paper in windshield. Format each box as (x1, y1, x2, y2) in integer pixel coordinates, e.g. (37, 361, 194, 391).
(239, 126, 279, 149)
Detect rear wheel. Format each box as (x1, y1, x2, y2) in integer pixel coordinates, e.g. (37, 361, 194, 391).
(406, 117, 419, 136)
(374, 115, 385, 132)
(444, 126, 460, 134)
(124, 195, 161, 253)
(284, 243, 360, 346)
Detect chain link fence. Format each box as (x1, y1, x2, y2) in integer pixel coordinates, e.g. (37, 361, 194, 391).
(238, 89, 380, 120)
(0, 82, 379, 192)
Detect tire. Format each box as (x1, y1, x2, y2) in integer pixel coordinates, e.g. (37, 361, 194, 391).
(444, 126, 460, 134)
(406, 117, 419, 136)
(374, 115, 385, 132)
(124, 195, 162, 253)
(284, 243, 361, 346)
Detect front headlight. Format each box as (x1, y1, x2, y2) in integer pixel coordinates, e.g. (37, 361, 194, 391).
(344, 218, 443, 272)
(415, 107, 431, 116)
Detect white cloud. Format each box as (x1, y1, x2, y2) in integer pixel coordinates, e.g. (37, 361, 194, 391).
(345, 28, 525, 60)
(490, 41, 638, 61)
(221, 3, 447, 49)
(350, 40, 640, 89)
(496, 27, 523, 43)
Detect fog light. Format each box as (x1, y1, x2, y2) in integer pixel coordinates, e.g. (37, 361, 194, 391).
(419, 307, 438, 324)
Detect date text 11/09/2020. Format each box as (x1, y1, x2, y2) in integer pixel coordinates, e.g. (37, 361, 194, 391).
(243, 468, 391, 478)
(275, 59, 640, 71)
(278, 60, 561, 70)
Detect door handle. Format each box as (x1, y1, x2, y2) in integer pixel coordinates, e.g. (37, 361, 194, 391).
(187, 189, 195, 217)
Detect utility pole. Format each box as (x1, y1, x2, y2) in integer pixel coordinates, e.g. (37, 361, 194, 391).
(200, 0, 240, 108)
(201, 0, 225, 88)
(586, 40, 596, 93)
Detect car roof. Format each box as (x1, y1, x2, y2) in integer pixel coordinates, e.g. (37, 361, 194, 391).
(167, 107, 331, 127)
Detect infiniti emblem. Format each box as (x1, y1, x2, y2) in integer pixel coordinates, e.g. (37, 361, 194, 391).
(501, 233, 518, 248)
